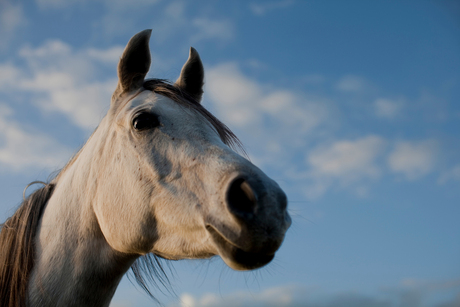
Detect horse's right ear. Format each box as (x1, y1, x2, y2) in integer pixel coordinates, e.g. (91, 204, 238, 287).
(175, 47, 204, 103)
(113, 29, 152, 100)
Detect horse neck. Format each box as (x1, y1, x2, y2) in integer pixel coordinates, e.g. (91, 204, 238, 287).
(28, 120, 137, 307)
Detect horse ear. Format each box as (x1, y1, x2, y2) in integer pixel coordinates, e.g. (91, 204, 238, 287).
(115, 29, 152, 96)
(175, 47, 204, 103)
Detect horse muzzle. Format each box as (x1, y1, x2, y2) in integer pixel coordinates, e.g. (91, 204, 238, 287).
(206, 172, 291, 271)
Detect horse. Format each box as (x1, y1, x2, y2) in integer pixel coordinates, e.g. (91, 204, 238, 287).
(0, 29, 291, 307)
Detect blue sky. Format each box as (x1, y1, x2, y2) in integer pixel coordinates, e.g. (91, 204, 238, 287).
(0, 0, 459, 306)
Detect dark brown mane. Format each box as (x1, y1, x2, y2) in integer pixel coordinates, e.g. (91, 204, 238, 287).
(0, 183, 55, 307)
(143, 79, 246, 155)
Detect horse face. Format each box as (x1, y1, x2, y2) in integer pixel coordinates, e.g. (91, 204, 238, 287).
(96, 30, 290, 271)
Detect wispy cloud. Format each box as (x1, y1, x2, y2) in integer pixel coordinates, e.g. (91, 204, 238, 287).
(35, 0, 161, 38)
(374, 97, 404, 119)
(166, 279, 460, 307)
(88, 0, 236, 46)
(0, 1, 26, 50)
(151, 2, 236, 45)
(307, 135, 385, 180)
(304, 135, 386, 198)
(191, 18, 235, 44)
(336, 75, 370, 93)
(0, 103, 72, 171)
(438, 163, 460, 184)
(170, 284, 305, 307)
(148, 1, 187, 42)
(0, 63, 23, 89)
(35, 0, 83, 9)
(250, 0, 295, 16)
(388, 140, 438, 180)
(206, 62, 328, 133)
(2, 40, 122, 130)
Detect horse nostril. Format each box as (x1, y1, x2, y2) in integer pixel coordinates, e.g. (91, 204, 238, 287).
(226, 177, 258, 217)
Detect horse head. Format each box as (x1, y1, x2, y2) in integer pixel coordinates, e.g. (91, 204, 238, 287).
(92, 29, 291, 270)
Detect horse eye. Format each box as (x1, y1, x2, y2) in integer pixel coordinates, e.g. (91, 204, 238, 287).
(132, 112, 160, 131)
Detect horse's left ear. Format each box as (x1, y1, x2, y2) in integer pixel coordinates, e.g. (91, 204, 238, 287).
(175, 47, 204, 103)
(114, 29, 152, 99)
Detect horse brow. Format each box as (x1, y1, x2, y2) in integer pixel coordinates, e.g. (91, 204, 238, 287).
(143, 79, 246, 156)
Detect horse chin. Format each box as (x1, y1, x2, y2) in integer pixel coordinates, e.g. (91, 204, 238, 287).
(206, 225, 276, 271)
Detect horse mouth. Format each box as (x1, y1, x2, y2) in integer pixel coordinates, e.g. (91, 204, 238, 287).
(206, 225, 275, 271)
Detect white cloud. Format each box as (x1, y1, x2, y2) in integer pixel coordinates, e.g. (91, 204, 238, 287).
(0, 63, 23, 89)
(166, 280, 460, 307)
(205, 62, 327, 134)
(304, 136, 386, 197)
(25, 76, 116, 129)
(0, 2, 26, 49)
(336, 75, 367, 92)
(0, 103, 72, 171)
(205, 63, 261, 127)
(35, 0, 81, 9)
(388, 140, 438, 180)
(84, 0, 161, 38)
(191, 18, 235, 43)
(86, 46, 125, 64)
(92, 1, 234, 46)
(105, 0, 160, 10)
(179, 293, 196, 307)
(152, 2, 235, 45)
(374, 98, 404, 119)
(148, 1, 188, 43)
(170, 285, 302, 307)
(1, 40, 121, 130)
(250, 0, 295, 16)
(307, 136, 385, 179)
(35, 0, 157, 11)
(31, 1, 236, 47)
(438, 164, 460, 184)
(0, 3, 24, 33)
(301, 136, 444, 198)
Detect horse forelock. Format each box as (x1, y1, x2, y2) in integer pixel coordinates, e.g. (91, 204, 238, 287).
(142, 79, 246, 156)
(0, 183, 55, 307)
